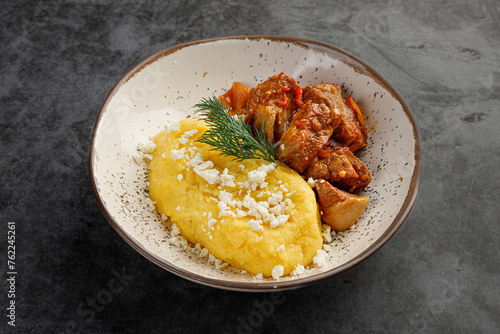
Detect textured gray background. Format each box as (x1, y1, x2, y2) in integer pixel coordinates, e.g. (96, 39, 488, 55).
(1, 0, 499, 333)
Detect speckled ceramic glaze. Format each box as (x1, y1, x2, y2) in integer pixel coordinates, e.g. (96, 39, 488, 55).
(90, 36, 421, 291)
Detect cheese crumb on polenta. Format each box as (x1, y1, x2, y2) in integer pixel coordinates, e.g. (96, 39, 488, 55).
(147, 118, 323, 277)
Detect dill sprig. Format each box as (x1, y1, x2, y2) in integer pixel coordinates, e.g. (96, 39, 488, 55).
(194, 96, 277, 163)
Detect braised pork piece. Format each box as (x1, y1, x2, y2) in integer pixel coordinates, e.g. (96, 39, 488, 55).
(279, 102, 342, 173)
(245, 73, 302, 144)
(314, 179, 369, 232)
(218, 73, 372, 232)
(303, 142, 371, 193)
(302, 84, 367, 152)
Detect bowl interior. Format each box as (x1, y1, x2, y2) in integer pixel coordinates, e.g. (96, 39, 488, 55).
(90, 36, 420, 291)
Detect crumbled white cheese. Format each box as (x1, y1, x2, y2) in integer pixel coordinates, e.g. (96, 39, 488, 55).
(248, 219, 264, 232)
(177, 174, 183, 182)
(243, 163, 276, 191)
(322, 224, 332, 243)
(171, 224, 181, 236)
(217, 200, 228, 210)
(192, 160, 220, 184)
(276, 244, 285, 252)
(271, 265, 284, 279)
(169, 235, 188, 249)
(254, 273, 263, 280)
(242, 194, 259, 212)
(171, 147, 186, 161)
(137, 140, 156, 154)
(269, 204, 285, 216)
(169, 224, 188, 249)
(220, 168, 236, 187)
(245, 170, 267, 191)
(236, 209, 247, 218)
(207, 218, 217, 229)
(186, 146, 198, 156)
(178, 129, 198, 145)
(279, 184, 289, 192)
(165, 121, 180, 134)
(183, 129, 198, 138)
(143, 197, 156, 212)
(218, 190, 233, 203)
(269, 214, 289, 228)
(218, 210, 234, 218)
(132, 154, 143, 164)
(313, 249, 328, 268)
(187, 153, 204, 167)
(268, 191, 283, 206)
(260, 163, 276, 174)
(257, 201, 270, 209)
(197, 168, 220, 184)
(134, 139, 157, 164)
(208, 253, 228, 269)
(307, 177, 316, 188)
(199, 247, 209, 259)
(168, 228, 231, 273)
(291, 264, 305, 277)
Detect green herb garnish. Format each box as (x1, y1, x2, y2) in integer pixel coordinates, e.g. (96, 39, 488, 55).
(194, 96, 277, 163)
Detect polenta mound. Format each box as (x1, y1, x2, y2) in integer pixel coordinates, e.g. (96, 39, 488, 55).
(147, 118, 323, 277)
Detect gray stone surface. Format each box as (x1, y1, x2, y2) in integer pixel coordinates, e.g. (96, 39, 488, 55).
(1, 0, 499, 333)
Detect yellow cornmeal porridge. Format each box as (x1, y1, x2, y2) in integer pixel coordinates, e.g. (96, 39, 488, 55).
(147, 118, 323, 277)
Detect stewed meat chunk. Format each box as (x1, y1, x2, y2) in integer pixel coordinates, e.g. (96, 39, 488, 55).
(314, 179, 369, 232)
(304, 144, 371, 192)
(278, 102, 342, 173)
(246, 72, 302, 144)
(302, 84, 367, 151)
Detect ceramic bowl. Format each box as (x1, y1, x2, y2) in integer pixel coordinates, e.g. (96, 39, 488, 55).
(89, 36, 421, 291)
